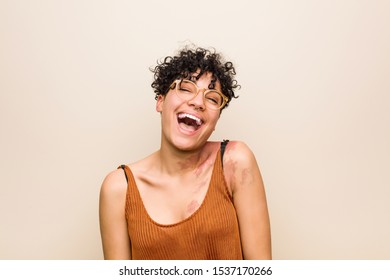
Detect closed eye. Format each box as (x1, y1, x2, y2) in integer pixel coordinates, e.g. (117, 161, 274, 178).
(179, 87, 191, 92)
(206, 97, 219, 104)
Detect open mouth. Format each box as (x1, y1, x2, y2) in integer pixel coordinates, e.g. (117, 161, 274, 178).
(177, 113, 203, 132)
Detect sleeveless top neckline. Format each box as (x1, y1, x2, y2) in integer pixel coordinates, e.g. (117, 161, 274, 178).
(118, 141, 243, 260)
(121, 149, 225, 227)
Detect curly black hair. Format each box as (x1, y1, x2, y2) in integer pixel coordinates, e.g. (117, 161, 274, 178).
(150, 46, 240, 110)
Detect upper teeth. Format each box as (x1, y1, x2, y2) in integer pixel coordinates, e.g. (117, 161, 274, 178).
(178, 113, 202, 126)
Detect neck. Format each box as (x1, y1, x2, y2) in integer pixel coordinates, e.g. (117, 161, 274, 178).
(156, 141, 213, 176)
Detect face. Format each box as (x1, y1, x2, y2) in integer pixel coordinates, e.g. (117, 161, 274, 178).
(156, 72, 222, 151)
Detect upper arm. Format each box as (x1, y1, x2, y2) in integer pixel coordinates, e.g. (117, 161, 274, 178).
(224, 141, 272, 259)
(99, 169, 131, 259)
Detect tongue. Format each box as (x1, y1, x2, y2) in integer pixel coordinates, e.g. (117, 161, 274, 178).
(178, 116, 199, 132)
(179, 122, 197, 132)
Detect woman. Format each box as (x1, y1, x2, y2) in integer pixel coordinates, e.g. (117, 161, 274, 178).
(99, 46, 271, 259)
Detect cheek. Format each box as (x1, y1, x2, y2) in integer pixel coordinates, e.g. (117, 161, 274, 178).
(158, 93, 183, 112)
(209, 113, 220, 127)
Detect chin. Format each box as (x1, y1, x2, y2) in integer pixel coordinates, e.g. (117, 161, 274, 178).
(171, 138, 202, 152)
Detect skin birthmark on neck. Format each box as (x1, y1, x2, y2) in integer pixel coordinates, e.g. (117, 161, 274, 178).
(187, 200, 200, 215)
(194, 158, 213, 177)
(176, 150, 213, 177)
(177, 158, 196, 171)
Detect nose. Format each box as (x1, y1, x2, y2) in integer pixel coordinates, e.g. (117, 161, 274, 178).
(188, 89, 206, 110)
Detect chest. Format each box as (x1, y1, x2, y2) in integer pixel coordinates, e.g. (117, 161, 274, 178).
(133, 165, 214, 225)
(125, 165, 242, 259)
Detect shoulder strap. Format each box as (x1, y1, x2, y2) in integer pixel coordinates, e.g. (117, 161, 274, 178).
(118, 164, 128, 183)
(221, 139, 229, 168)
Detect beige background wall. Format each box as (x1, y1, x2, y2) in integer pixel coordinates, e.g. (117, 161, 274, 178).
(1, 0, 389, 259)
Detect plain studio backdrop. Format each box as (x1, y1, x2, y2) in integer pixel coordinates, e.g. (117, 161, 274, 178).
(1, 0, 389, 259)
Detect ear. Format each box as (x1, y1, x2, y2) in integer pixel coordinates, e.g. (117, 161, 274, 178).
(156, 94, 165, 113)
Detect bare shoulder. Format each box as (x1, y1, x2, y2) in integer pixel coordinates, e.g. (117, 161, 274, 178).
(223, 141, 261, 194)
(224, 140, 257, 167)
(100, 168, 128, 200)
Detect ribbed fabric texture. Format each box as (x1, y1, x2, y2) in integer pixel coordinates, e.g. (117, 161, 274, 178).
(119, 148, 243, 260)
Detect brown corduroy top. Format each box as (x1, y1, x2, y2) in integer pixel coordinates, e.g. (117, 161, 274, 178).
(119, 148, 243, 260)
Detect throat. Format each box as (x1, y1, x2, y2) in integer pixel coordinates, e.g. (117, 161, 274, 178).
(158, 144, 215, 176)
